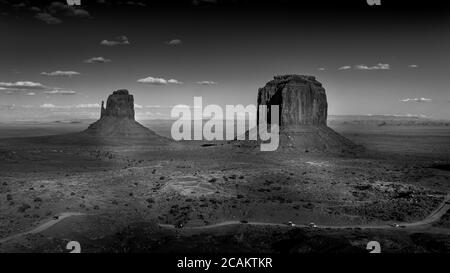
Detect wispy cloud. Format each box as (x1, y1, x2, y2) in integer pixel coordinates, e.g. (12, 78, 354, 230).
(24, 92, 36, 96)
(145, 105, 161, 108)
(400, 97, 432, 103)
(44, 89, 77, 95)
(197, 81, 217, 85)
(39, 103, 99, 109)
(318, 68, 326, 71)
(338, 63, 390, 70)
(168, 79, 183, 84)
(47, 2, 90, 18)
(0, 81, 46, 90)
(137, 76, 182, 85)
(41, 70, 80, 77)
(75, 103, 100, 108)
(84, 57, 111, 63)
(40, 103, 57, 108)
(101, 35, 130, 46)
(34, 12, 62, 24)
(165, 39, 182, 45)
(338, 66, 351, 70)
(354, 63, 390, 70)
(408, 64, 419, 68)
(33, 2, 91, 24)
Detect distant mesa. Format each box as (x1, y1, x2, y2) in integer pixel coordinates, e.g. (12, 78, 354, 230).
(83, 89, 165, 140)
(248, 75, 362, 153)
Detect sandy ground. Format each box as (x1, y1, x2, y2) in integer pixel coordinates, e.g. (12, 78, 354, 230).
(0, 121, 449, 252)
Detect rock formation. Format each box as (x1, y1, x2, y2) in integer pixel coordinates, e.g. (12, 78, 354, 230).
(100, 89, 135, 119)
(257, 75, 327, 127)
(248, 75, 361, 153)
(83, 89, 165, 140)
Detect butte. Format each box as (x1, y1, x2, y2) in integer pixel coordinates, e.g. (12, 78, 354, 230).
(244, 75, 362, 153)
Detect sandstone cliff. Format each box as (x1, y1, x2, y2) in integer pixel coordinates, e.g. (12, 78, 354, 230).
(245, 75, 362, 153)
(257, 75, 327, 127)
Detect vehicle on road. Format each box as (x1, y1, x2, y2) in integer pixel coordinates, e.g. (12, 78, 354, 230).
(286, 221, 296, 227)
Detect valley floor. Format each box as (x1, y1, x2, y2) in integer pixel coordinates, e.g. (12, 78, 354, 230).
(0, 123, 449, 253)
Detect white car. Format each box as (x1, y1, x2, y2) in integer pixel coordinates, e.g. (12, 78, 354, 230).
(286, 221, 296, 227)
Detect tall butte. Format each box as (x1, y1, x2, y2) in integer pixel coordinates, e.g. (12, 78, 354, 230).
(84, 89, 164, 140)
(255, 75, 361, 153)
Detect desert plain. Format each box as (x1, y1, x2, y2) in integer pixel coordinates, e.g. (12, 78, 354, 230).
(0, 116, 449, 253)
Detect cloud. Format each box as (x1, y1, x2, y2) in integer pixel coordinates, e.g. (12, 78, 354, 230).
(101, 35, 130, 46)
(400, 97, 432, 103)
(24, 92, 36, 96)
(166, 39, 182, 45)
(137, 76, 182, 85)
(168, 79, 183, 84)
(145, 105, 161, 108)
(318, 68, 326, 71)
(0, 81, 46, 90)
(41, 70, 80, 77)
(44, 89, 77, 95)
(338, 63, 390, 70)
(197, 81, 217, 85)
(137, 77, 167, 85)
(30, 6, 41, 13)
(39, 103, 99, 109)
(12, 2, 27, 9)
(75, 103, 100, 108)
(47, 2, 90, 18)
(40, 103, 57, 108)
(408, 64, 419, 68)
(34, 12, 62, 24)
(134, 103, 143, 109)
(354, 63, 390, 70)
(31, 2, 91, 24)
(338, 66, 351, 70)
(84, 57, 111, 63)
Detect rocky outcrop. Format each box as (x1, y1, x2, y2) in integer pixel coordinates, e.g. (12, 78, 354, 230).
(257, 75, 327, 127)
(100, 89, 135, 119)
(247, 75, 362, 153)
(83, 89, 166, 140)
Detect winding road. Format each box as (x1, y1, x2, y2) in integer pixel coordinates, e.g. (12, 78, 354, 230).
(0, 212, 85, 244)
(159, 194, 450, 231)
(0, 194, 448, 245)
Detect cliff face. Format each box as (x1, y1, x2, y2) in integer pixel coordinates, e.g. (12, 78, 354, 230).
(100, 89, 135, 119)
(257, 75, 327, 127)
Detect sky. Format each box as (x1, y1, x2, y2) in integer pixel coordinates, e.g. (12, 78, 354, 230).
(0, 0, 449, 121)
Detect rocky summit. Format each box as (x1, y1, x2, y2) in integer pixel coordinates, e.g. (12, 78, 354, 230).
(84, 89, 164, 140)
(101, 89, 135, 119)
(257, 75, 327, 127)
(250, 75, 362, 153)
